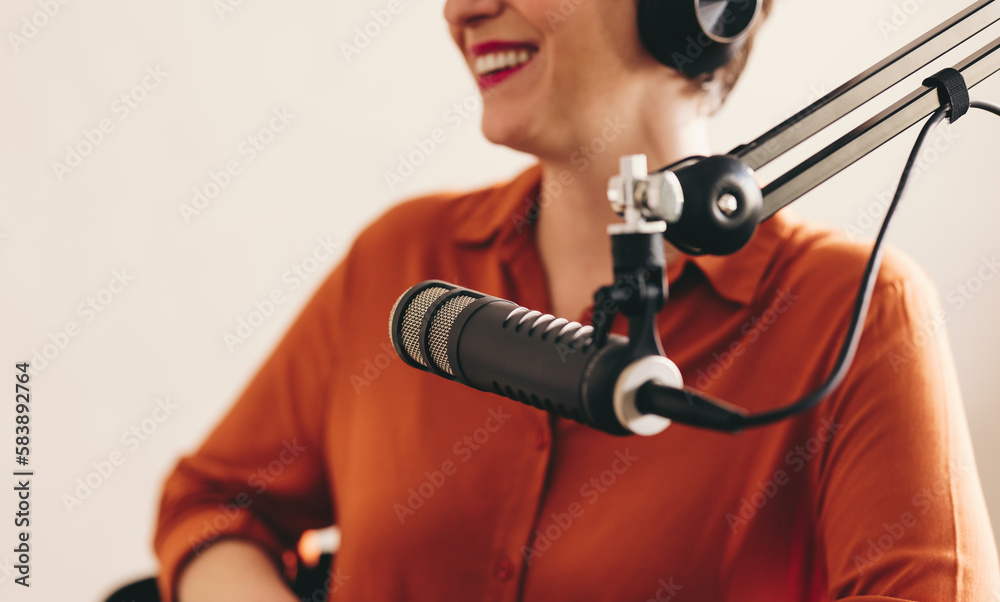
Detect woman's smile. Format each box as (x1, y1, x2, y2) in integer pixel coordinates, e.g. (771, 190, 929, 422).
(469, 40, 538, 89)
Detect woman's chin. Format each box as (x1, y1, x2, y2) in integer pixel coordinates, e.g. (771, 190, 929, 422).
(480, 117, 516, 146)
(480, 115, 536, 154)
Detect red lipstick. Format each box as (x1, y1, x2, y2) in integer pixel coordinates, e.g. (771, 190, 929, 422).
(469, 40, 536, 56)
(469, 40, 537, 90)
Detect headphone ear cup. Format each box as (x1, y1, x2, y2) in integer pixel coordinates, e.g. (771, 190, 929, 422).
(638, 0, 762, 76)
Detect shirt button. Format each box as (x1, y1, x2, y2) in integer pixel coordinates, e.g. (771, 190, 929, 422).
(533, 429, 549, 451)
(494, 556, 515, 581)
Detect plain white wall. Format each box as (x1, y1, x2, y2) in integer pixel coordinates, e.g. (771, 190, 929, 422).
(1, 0, 998, 599)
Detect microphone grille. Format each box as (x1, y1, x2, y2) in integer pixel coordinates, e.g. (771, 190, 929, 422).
(398, 285, 449, 367)
(427, 293, 477, 375)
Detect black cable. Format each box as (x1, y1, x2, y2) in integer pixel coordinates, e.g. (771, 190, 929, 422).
(739, 100, 1000, 426)
(640, 100, 1000, 432)
(738, 105, 950, 427)
(643, 105, 959, 430)
(972, 100, 1000, 117)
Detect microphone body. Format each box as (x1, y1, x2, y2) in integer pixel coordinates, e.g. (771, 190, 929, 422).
(389, 281, 635, 436)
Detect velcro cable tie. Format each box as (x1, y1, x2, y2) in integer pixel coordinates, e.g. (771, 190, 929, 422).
(922, 68, 970, 124)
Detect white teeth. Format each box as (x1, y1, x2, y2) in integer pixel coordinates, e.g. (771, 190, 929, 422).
(473, 48, 536, 76)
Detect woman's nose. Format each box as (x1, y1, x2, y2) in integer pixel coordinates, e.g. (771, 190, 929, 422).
(443, 0, 503, 29)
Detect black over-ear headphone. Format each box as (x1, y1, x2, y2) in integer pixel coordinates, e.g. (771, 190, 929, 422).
(638, 0, 763, 76)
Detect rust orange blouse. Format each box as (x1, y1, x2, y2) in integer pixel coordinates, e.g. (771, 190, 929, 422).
(154, 164, 1000, 601)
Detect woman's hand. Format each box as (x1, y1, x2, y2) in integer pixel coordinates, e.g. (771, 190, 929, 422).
(177, 539, 299, 602)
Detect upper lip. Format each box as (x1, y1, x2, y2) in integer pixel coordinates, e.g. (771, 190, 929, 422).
(468, 40, 538, 57)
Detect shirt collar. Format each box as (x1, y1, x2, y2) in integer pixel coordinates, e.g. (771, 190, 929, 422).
(667, 211, 792, 306)
(451, 162, 545, 246)
(451, 162, 792, 307)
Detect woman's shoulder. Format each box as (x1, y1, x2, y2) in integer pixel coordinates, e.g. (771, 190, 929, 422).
(327, 164, 541, 300)
(767, 211, 935, 296)
(367, 188, 472, 238)
(355, 163, 543, 253)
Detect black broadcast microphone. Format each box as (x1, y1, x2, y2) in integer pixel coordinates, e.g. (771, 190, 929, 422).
(388, 280, 686, 437)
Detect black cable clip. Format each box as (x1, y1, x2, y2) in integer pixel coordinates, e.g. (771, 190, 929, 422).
(922, 67, 970, 124)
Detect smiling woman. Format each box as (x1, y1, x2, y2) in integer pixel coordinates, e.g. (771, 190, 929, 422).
(151, 0, 1000, 600)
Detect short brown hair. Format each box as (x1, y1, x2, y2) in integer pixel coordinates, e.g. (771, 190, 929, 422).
(690, 0, 774, 114)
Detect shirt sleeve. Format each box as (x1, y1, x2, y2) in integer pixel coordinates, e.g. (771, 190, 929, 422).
(813, 268, 1000, 600)
(152, 257, 349, 602)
